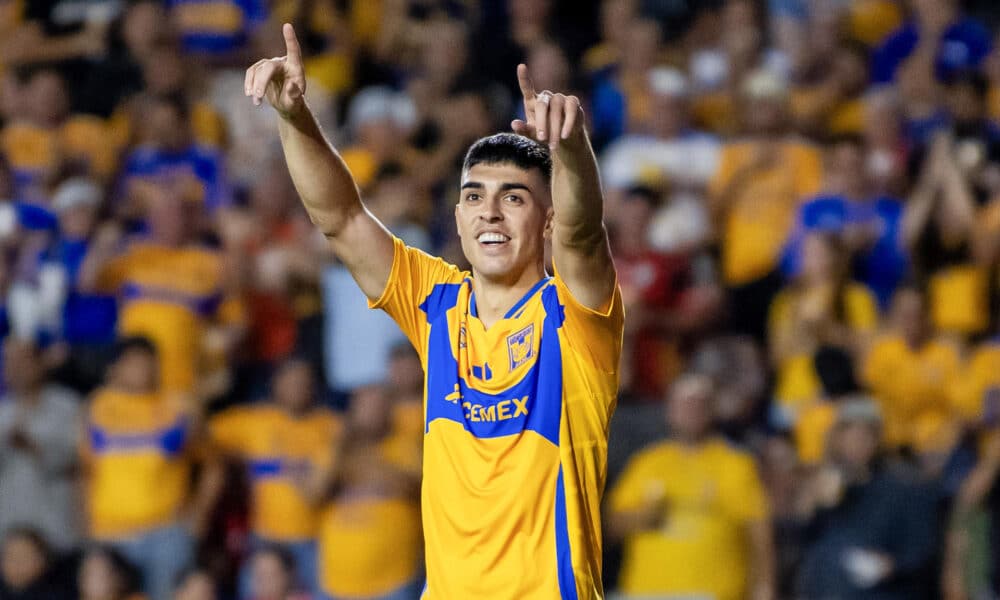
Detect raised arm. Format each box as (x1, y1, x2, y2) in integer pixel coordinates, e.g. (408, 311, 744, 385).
(245, 24, 394, 300)
(512, 65, 616, 311)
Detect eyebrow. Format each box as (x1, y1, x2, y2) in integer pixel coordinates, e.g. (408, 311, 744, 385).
(459, 181, 533, 193)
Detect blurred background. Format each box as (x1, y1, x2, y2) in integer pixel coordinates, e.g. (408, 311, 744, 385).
(2, 0, 1000, 599)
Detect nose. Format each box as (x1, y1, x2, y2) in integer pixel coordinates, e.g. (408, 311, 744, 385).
(479, 196, 503, 223)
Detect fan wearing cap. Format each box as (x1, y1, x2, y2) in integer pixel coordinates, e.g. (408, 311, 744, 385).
(246, 23, 623, 599)
(796, 398, 938, 600)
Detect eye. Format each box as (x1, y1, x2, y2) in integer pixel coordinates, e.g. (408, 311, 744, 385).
(465, 193, 481, 202)
(504, 194, 523, 204)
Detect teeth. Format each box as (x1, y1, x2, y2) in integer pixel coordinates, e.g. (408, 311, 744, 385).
(477, 232, 509, 243)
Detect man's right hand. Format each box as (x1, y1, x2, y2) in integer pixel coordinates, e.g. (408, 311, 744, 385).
(244, 23, 306, 119)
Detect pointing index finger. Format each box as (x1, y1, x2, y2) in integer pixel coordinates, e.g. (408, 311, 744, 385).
(283, 23, 302, 67)
(517, 63, 536, 101)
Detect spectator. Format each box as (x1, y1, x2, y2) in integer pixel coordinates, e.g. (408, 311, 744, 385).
(946, 430, 1000, 600)
(119, 93, 232, 220)
(166, 0, 267, 58)
(0, 337, 82, 551)
(79, 192, 245, 396)
(0, 526, 69, 600)
(793, 347, 863, 466)
(902, 131, 987, 337)
(781, 134, 909, 308)
(708, 68, 823, 340)
(80, 337, 222, 600)
(77, 546, 145, 600)
(768, 232, 878, 422)
(862, 285, 962, 450)
(600, 67, 721, 202)
(795, 399, 938, 599)
(612, 185, 721, 400)
(606, 373, 775, 600)
(173, 567, 217, 600)
(872, 0, 992, 85)
(208, 357, 340, 597)
(246, 546, 309, 600)
(313, 385, 423, 600)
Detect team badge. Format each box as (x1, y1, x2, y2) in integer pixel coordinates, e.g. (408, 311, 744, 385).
(506, 324, 535, 370)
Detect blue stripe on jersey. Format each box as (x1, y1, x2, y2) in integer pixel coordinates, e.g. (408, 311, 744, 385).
(89, 419, 188, 456)
(468, 276, 552, 320)
(422, 281, 565, 445)
(555, 465, 578, 600)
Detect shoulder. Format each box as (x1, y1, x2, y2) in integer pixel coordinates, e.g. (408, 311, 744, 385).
(42, 385, 82, 412)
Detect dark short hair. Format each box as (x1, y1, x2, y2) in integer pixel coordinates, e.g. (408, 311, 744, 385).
(463, 133, 552, 182)
(112, 336, 158, 362)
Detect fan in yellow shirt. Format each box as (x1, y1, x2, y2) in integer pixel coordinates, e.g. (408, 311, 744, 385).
(311, 385, 423, 600)
(209, 357, 342, 596)
(81, 337, 222, 600)
(79, 193, 246, 395)
(768, 232, 879, 420)
(862, 286, 963, 450)
(607, 374, 775, 600)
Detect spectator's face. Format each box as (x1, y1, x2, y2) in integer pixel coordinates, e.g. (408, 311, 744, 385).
(273, 361, 314, 413)
(830, 421, 880, 468)
(527, 43, 571, 93)
(78, 552, 123, 600)
(143, 48, 186, 96)
(600, 0, 636, 44)
(148, 102, 190, 152)
(801, 234, 839, 284)
(667, 376, 714, 439)
(744, 97, 787, 135)
(26, 71, 68, 126)
(622, 19, 661, 74)
(0, 71, 21, 122)
(421, 20, 468, 86)
(0, 534, 46, 590)
(388, 350, 424, 395)
(111, 348, 158, 393)
(890, 289, 927, 342)
(614, 193, 653, 249)
(60, 204, 99, 240)
(911, 0, 956, 27)
(147, 193, 189, 246)
(650, 94, 688, 138)
(825, 142, 866, 196)
(122, 1, 164, 58)
(349, 386, 390, 437)
(2, 339, 43, 392)
(455, 163, 552, 285)
(510, 0, 552, 27)
(173, 570, 216, 600)
(250, 552, 291, 600)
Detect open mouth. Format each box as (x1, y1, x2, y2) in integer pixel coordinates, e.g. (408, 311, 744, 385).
(477, 232, 511, 246)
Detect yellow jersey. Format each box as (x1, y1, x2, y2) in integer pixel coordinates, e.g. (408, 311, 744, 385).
(370, 237, 624, 599)
(862, 334, 962, 449)
(97, 241, 244, 394)
(209, 405, 341, 541)
(83, 388, 197, 539)
(608, 437, 769, 600)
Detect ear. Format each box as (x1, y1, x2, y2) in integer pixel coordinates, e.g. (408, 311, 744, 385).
(543, 206, 554, 240)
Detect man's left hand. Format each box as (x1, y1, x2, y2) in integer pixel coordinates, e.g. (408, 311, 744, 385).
(511, 64, 584, 152)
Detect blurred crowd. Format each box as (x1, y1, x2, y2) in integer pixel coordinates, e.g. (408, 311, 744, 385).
(3, 0, 1000, 599)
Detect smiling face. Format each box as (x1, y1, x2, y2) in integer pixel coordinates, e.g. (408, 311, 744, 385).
(455, 162, 552, 285)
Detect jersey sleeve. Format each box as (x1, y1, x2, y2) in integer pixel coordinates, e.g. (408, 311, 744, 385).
(368, 236, 464, 359)
(552, 266, 625, 374)
(208, 407, 253, 454)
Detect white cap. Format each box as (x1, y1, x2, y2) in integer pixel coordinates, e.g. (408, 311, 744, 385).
(648, 67, 689, 98)
(742, 68, 789, 100)
(52, 177, 102, 213)
(347, 86, 417, 132)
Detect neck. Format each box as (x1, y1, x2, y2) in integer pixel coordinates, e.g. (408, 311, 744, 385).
(471, 263, 547, 328)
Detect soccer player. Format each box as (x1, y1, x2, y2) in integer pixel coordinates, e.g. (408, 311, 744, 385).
(245, 24, 624, 599)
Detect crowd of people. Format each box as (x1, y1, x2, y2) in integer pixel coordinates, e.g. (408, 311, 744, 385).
(2, 0, 1000, 599)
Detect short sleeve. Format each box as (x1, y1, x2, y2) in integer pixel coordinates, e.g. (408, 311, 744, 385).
(368, 237, 464, 359)
(722, 452, 769, 522)
(552, 267, 625, 374)
(208, 407, 252, 454)
(608, 448, 659, 513)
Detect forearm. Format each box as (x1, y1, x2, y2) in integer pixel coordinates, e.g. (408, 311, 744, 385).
(278, 104, 366, 237)
(748, 520, 777, 599)
(551, 131, 605, 247)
